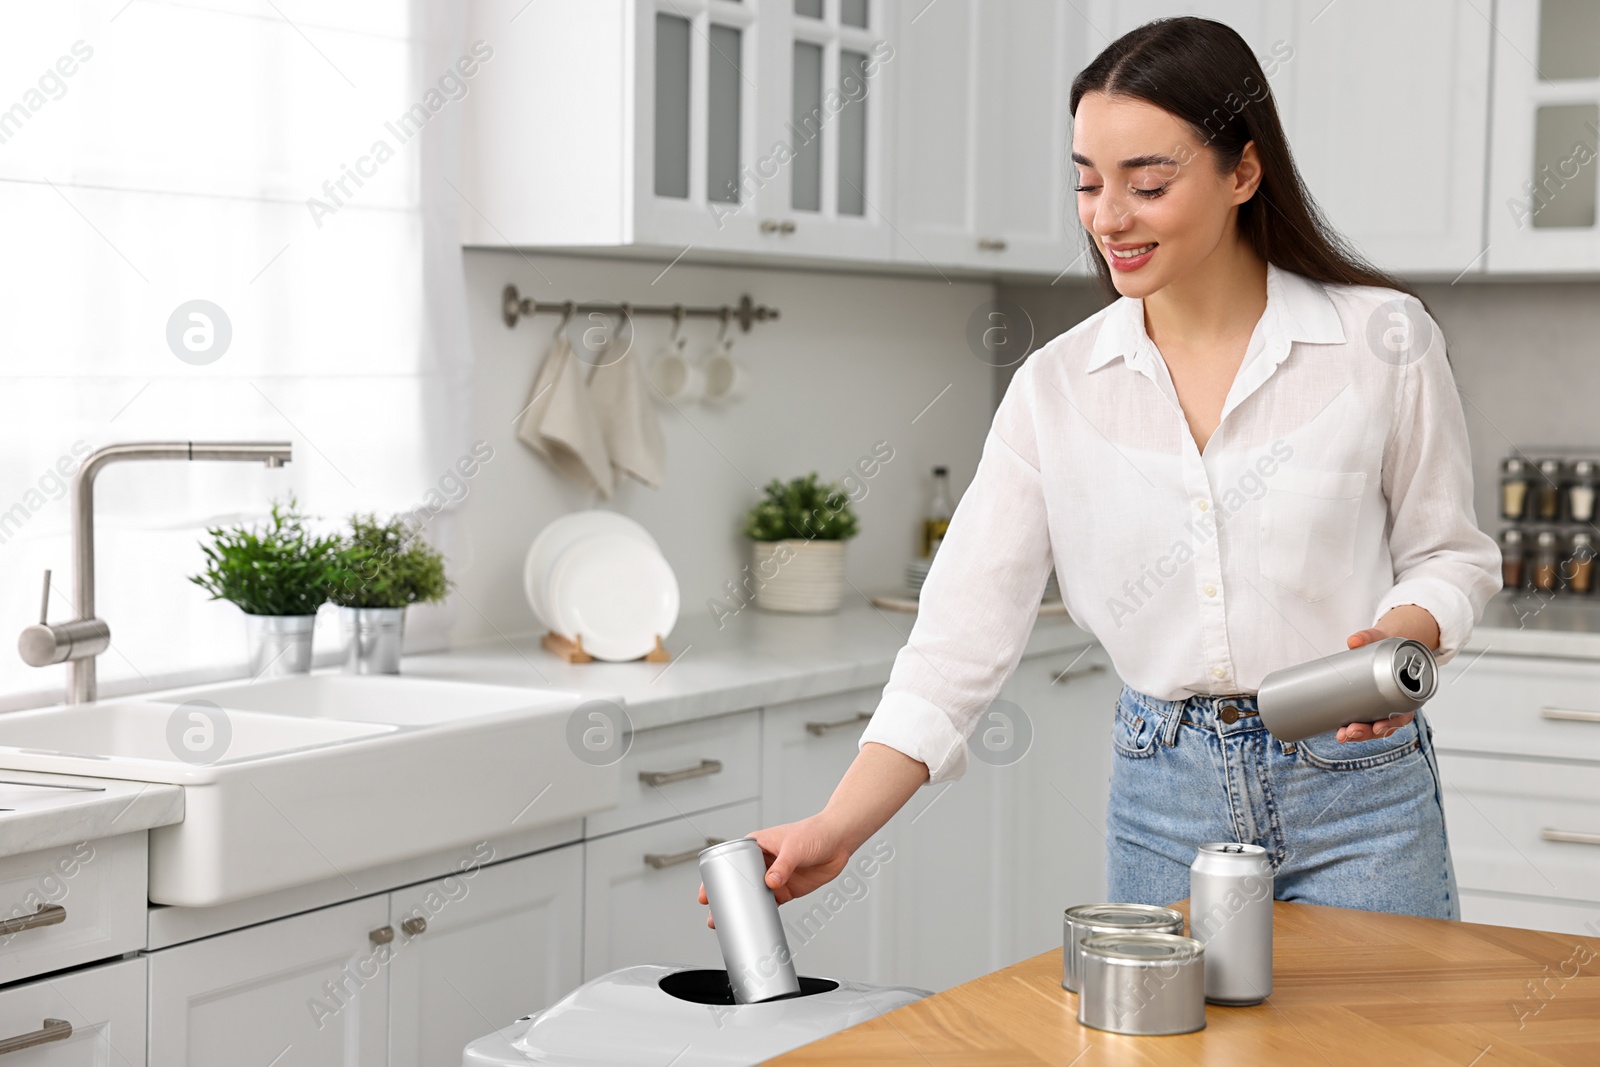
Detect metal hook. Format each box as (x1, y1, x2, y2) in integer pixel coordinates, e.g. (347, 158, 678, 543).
(716, 307, 733, 346)
(668, 304, 686, 347)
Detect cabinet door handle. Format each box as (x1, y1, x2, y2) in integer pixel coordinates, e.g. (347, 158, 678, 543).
(977, 237, 1008, 251)
(639, 758, 723, 787)
(1541, 828, 1600, 846)
(1542, 707, 1600, 724)
(369, 925, 395, 945)
(0, 1019, 71, 1055)
(806, 712, 872, 736)
(645, 836, 725, 869)
(0, 904, 65, 936)
(1048, 662, 1106, 685)
(762, 218, 797, 234)
(780, 219, 797, 234)
(401, 916, 428, 936)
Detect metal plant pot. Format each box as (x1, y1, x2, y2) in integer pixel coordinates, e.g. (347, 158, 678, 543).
(339, 606, 406, 675)
(244, 614, 316, 677)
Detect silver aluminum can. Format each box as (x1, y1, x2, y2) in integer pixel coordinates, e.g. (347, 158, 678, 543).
(1061, 903, 1184, 993)
(698, 838, 801, 1003)
(1256, 636, 1436, 743)
(1076, 932, 1206, 1035)
(1189, 842, 1273, 1005)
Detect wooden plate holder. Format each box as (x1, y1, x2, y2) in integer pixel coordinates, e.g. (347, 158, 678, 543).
(541, 631, 671, 664)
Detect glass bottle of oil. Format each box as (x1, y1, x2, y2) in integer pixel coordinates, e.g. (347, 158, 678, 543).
(922, 466, 953, 558)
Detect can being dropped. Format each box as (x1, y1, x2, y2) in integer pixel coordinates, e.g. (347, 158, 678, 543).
(1188, 842, 1274, 1005)
(698, 838, 801, 1003)
(1255, 637, 1437, 743)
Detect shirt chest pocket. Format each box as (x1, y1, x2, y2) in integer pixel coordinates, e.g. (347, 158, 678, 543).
(1257, 467, 1367, 602)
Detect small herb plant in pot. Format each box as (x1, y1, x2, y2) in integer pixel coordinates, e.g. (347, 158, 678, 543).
(739, 473, 859, 613)
(189, 497, 345, 677)
(329, 514, 449, 674)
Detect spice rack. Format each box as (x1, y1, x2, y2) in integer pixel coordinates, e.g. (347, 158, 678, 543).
(1496, 450, 1599, 597)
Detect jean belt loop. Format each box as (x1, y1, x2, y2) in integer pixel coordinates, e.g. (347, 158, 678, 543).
(1160, 698, 1184, 746)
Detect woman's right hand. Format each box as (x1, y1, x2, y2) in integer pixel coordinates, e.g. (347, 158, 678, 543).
(696, 813, 854, 928)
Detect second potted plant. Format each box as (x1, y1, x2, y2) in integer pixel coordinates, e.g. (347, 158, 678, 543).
(740, 473, 859, 613)
(330, 514, 448, 674)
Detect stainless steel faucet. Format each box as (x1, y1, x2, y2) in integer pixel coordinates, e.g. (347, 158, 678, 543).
(18, 441, 293, 704)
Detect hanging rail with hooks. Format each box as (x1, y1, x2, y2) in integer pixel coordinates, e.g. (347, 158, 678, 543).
(501, 285, 780, 332)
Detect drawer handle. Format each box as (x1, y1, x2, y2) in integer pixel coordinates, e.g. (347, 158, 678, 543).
(1541, 828, 1600, 846)
(645, 836, 725, 869)
(0, 904, 65, 936)
(805, 712, 871, 736)
(639, 758, 723, 788)
(1542, 707, 1600, 724)
(369, 925, 395, 945)
(1048, 662, 1106, 685)
(0, 1019, 71, 1055)
(977, 237, 1008, 251)
(401, 916, 428, 936)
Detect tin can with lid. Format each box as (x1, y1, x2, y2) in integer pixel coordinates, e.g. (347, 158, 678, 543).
(1189, 842, 1274, 1005)
(1255, 637, 1436, 743)
(1061, 902, 1184, 993)
(698, 838, 801, 1003)
(1076, 931, 1206, 1035)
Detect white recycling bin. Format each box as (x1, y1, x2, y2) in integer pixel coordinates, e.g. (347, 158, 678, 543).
(461, 964, 929, 1066)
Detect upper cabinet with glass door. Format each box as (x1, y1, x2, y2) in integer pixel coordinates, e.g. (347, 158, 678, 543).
(1487, 0, 1600, 273)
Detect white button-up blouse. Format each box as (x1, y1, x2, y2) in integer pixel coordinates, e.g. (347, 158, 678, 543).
(860, 262, 1501, 784)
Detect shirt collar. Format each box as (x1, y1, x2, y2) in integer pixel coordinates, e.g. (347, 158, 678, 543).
(1085, 261, 1347, 373)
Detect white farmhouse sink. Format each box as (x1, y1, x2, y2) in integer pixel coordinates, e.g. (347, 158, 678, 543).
(0, 675, 622, 907)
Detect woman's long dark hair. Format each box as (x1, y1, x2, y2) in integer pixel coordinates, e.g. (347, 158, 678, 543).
(1070, 17, 1429, 315)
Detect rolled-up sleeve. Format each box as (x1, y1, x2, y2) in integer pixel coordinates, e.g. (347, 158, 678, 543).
(859, 358, 1056, 784)
(1372, 315, 1501, 663)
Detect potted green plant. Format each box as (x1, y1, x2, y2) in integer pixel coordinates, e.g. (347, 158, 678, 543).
(189, 497, 345, 677)
(740, 472, 860, 613)
(330, 513, 448, 674)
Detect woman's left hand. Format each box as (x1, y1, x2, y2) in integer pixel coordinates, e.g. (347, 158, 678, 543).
(1338, 605, 1441, 743)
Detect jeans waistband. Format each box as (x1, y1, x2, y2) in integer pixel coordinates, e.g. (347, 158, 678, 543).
(1126, 689, 1266, 744)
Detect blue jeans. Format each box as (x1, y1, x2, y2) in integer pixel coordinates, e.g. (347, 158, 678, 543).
(1105, 685, 1458, 920)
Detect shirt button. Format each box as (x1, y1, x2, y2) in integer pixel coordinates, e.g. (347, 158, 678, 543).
(1196, 500, 1210, 512)
(1203, 584, 1217, 597)
(1210, 666, 1226, 679)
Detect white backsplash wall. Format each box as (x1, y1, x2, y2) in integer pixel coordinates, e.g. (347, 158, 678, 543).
(454, 250, 998, 651)
(996, 278, 1600, 541)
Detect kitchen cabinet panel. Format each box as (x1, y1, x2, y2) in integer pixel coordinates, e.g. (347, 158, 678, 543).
(584, 709, 760, 838)
(763, 688, 897, 986)
(1460, 888, 1600, 937)
(386, 844, 583, 1067)
(148, 895, 390, 1067)
(1428, 652, 1600, 763)
(1487, 0, 1600, 272)
(998, 643, 1121, 965)
(0, 957, 146, 1067)
(582, 799, 761, 980)
(0, 832, 146, 987)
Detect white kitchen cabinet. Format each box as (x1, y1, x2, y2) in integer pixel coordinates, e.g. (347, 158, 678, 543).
(0, 956, 145, 1067)
(148, 895, 391, 1067)
(998, 643, 1122, 965)
(386, 844, 583, 1067)
(582, 799, 761, 980)
(891, 0, 1089, 276)
(1487, 0, 1600, 273)
(762, 689, 897, 985)
(0, 833, 146, 987)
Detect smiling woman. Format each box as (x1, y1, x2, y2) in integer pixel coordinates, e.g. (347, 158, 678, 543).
(715, 15, 1501, 932)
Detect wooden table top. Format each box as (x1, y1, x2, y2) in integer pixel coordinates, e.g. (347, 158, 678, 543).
(769, 900, 1600, 1066)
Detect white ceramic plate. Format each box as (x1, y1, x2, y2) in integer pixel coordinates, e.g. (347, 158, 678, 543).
(523, 512, 660, 628)
(544, 533, 679, 661)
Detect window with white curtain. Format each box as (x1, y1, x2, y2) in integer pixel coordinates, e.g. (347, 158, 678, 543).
(0, 0, 474, 708)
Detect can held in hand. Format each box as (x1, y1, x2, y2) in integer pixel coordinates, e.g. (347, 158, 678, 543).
(1062, 903, 1185, 993)
(1188, 842, 1274, 1005)
(1076, 931, 1206, 1036)
(698, 838, 801, 1003)
(1255, 636, 1436, 743)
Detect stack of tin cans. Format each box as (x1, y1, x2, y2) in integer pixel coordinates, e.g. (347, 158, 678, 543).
(1063, 841, 1274, 1035)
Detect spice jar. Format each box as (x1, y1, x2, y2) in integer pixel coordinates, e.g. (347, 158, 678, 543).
(1535, 459, 1564, 521)
(1570, 532, 1595, 595)
(1499, 528, 1526, 589)
(1532, 529, 1561, 592)
(1500, 457, 1531, 520)
(1567, 460, 1598, 524)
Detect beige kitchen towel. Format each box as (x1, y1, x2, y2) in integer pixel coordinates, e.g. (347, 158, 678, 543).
(587, 341, 666, 490)
(516, 333, 616, 497)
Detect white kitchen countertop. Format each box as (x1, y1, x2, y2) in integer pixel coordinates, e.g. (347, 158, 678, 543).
(403, 600, 1099, 733)
(0, 771, 183, 861)
(1462, 591, 1600, 661)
